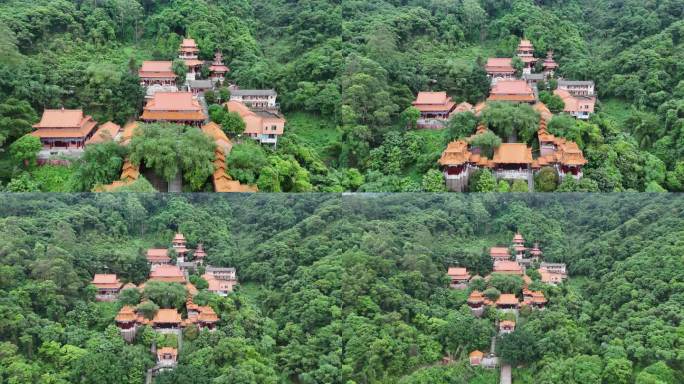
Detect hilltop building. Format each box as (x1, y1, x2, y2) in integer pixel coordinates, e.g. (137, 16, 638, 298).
(487, 80, 536, 104)
(209, 51, 230, 83)
(485, 58, 515, 83)
(139, 61, 176, 87)
(157, 347, 178, 370)
(554, 87, 596, 119)
(439, 117, 586, 191)
(468, 290, 486, 317)
(85, 121, 121, 146)
(172, 233, 189, 263)
(542, 51, 558, 77)
(141, 92, 207, 125)
(493, 260, 524, 276)
(225, 100, 285, 145)
(469, 350, 484, 366)
(516, 40, 536, 75)
(179, 38, 202, 81)
(149, 265, 186, 283)
(411, 92, 457, 128)
(490, 247, 511, 262)
(31, 109, 98, 155)
(146, 248, 171, 266)
(91, 274, 122, 301)
(115, 306, 139, 342)
(203, 266, 238, 296)
(499, 320, 515, 335)
(557, 80, 595, 97)
(229, 88, 278, 109)
(447, 267, 470, 289)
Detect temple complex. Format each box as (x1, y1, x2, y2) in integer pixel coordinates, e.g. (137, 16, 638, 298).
(141, 92, 207, 125)
(439, 113, 586, 191)
(411, 91, 457, 128)
(225, 100, 285, 145)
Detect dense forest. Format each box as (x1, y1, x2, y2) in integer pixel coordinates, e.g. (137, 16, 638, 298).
(0, 193, 683, 383)
(0, 0, 683, 192)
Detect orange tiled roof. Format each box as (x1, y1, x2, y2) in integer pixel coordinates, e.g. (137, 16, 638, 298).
(141, 111, 207, 121)
(469, 350, 484, 358)
(224, 100, 285, 135)
(496, 293, 519, 306)
(490, 247, 510, 257)
(491, 143, 533, 165)
(518, 39, 534, 49)
(153, 309, 182, 324)
(467, 290, 484, 303)
(139, 61, 175, 78)
(183, 59, 204, 67)
(493, 260, 523, 274)
(533, 103, 553, 122)
(31, 110, 98, 139)
(92, 274, 122, 289)
(86, 121, 121, 145)
(198, 306, 219, 322)
(488, 80, 535, 103)
(147, 248, 170, 263)
(180, 38, 199, 50)
(149, 265, 186, 283)
(141, 92, 206, 121)
(558, 141, 587, 166)
(34, 109, 87, 128)
(120, 122, 139, 145)
(115, 305, 137, 322)
(439, 140, 471, 166)
(447, 267, 470, 280)
(157, 347, 178, 360)
(485, 58, 514, 73)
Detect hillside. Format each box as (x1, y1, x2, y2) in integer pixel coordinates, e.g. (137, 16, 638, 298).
(0, 0, 682, 192)
(0, 194, 683, 383)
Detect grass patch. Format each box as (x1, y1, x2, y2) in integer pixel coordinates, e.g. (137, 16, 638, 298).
(600, 98, 634, 126)
(284, 112, 340, 160)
